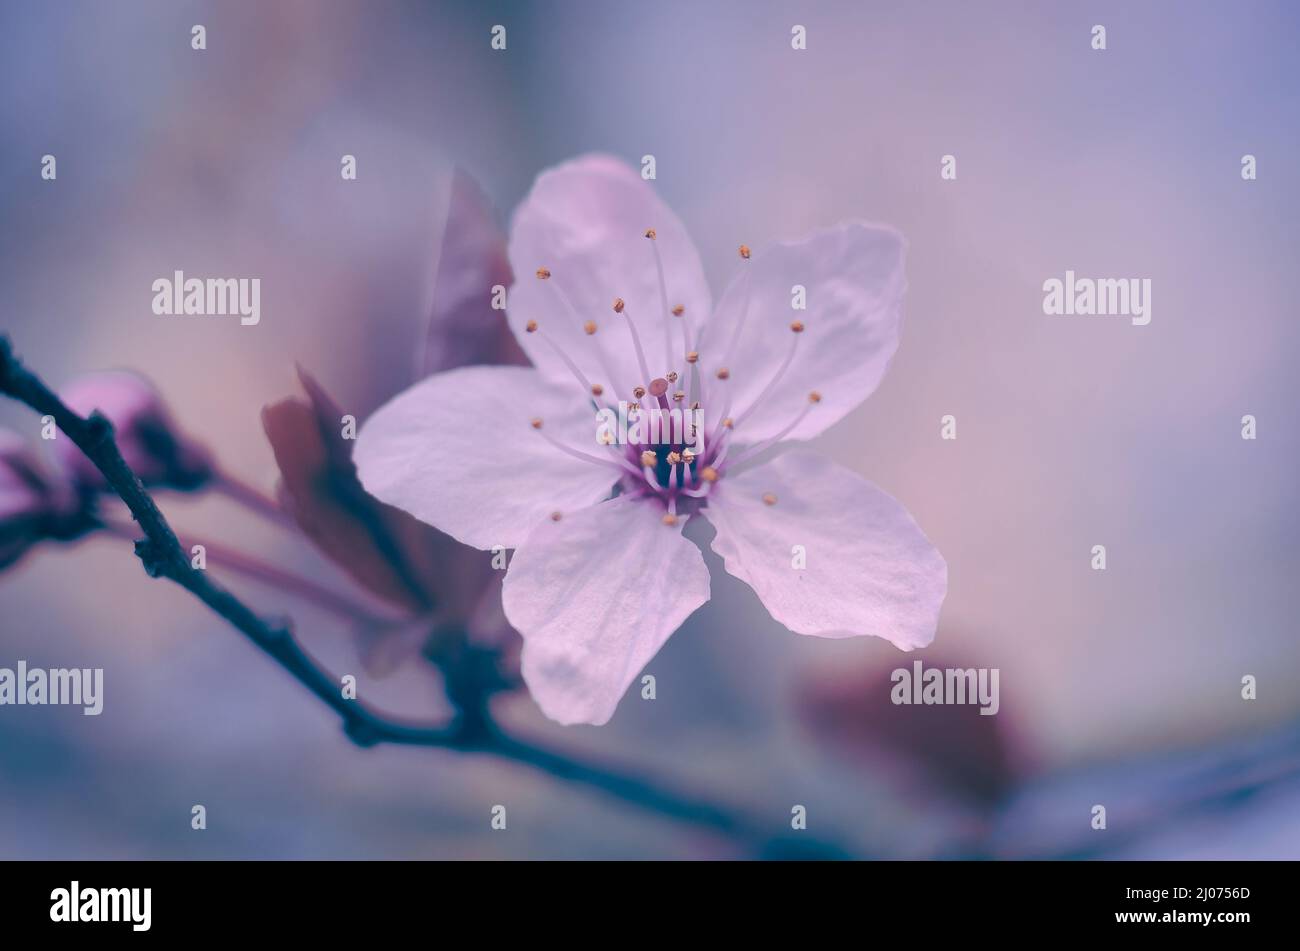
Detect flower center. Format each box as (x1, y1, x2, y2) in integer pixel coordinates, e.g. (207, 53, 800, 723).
(527, 236, 820, 521)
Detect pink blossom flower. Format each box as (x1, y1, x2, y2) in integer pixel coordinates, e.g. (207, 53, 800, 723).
(0, 429, 84, 570)
(354, 154, 947, 725)
(54, 371, 213, 491)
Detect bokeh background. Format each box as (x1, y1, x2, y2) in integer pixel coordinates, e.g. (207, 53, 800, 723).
(2, 0, 1298, 858)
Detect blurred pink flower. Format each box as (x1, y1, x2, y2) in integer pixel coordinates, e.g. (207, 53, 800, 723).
(798, 648, 1021, 811)
(55, 371, 213, 491)
(0, 428, 84, 570)
(355, 154, 946, 725)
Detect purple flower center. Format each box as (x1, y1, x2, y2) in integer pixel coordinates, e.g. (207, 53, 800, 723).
(526, 235, 820, 525)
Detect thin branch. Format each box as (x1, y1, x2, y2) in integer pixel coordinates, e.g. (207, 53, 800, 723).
(0, 335, 799, 853)
(98, 516, 403, 626)
(211, 467, 296, 527)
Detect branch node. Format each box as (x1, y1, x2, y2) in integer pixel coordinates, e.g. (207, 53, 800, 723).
(0, 336, 14, 387)
(343, 717, 382, 748)
(133, 538, 168, 578)
(86, 410, 116, 446)
(262, 616, 293, 643)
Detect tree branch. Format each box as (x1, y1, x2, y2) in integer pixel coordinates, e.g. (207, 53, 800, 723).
(0, 336, 802, 853)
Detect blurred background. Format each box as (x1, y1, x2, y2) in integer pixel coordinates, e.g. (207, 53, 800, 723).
(1, 0, 1298, 859)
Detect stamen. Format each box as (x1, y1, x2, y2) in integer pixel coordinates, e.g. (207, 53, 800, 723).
(705, 387, 734, 448)
(724, 392, 821, 470)
(716, 367, 730, 380)
(662, 513, 678, 526)
(534, 324, 604, 406)
(714, 246, 753, 371)
(534, 424, 638, 477)
(551, 511, 562, 521)
(686, 351, 699, 364)
(732, 320, 803, 429)
(762, 493, 778, 506)
(645, 227, 678, 369)
(536, 267, 551, 280)
(705, 409, 736, 460)
(673, 303, 696, 355)
(633, 385, 647, 400)
(641, 450, 657, 467)
(666, 371, 678, 383)
(700, 466, 719, 482)
(541, 272, 632, 403)
(583, 320, 597, 335)
(615, 298, 655, 389)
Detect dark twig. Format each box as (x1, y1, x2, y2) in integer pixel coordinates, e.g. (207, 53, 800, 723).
(0, 338, 458, 748)
(0, 336, 799, 853)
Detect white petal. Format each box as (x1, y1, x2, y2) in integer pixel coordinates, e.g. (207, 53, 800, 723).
(702, 222, 907, 445)
(503, 495, 710, 725)
(506, 154, 711, 395)
(354, 365, 616, 550)
(705, 450, 945, 649)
